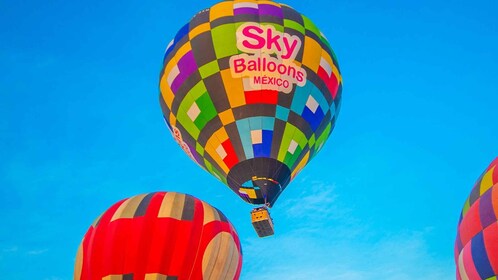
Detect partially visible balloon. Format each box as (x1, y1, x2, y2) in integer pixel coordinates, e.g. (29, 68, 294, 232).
(75, 192, 242, 280)
(159, 0, 342, 207)
(455, 157, 498, 280)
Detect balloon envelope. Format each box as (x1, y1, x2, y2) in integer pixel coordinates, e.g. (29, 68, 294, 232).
(159, 0, 342, 207)
(75, 192, 242, 280)
(455, 157, 498, 280)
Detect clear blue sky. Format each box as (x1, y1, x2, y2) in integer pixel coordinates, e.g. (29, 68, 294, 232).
(1, 1, 497, 279)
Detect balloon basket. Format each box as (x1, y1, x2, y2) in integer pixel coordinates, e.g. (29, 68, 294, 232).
(250, 207, 274, 238)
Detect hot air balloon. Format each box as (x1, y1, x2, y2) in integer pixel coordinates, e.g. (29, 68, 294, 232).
(455, 157, 498, 280)
(159, 0, 342, 236)
(74, 192, 242, 280)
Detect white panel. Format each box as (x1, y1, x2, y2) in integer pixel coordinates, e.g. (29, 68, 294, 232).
(288, 140, 298, 154)
(234, 2, 258, 9)
(187, 102, 201, 121)
(305, 95, 319, 114)
(320, 57, 332, 77)
(216, 145, 228, 159)
(167, 65, 180, 87)
(251, 130, 263, 144)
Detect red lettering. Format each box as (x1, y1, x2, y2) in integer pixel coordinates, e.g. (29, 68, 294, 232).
(282, 37, 299, 60)
(242, 26, 265, 49)
(278, 64, 287, 75)
(266, 28, 282, 52)
(296, 71, 304, 83)
(233, 58, 246, 73)
(267, 61, 276, 72)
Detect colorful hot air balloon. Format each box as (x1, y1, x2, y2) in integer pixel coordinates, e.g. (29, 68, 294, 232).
(159, 0, 342, 208)
(455, 157, 498, 280)
(74, 192, 242, 280)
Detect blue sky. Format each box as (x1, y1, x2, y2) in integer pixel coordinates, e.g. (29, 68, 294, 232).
(1, 0, 497, 279)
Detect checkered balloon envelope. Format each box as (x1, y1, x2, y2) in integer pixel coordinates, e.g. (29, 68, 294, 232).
(159, 0, 342, 207)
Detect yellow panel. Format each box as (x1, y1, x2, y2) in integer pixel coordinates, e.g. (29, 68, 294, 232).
(219, 109, 235, 125)
(210, 1, 234, 20)
(103, 276, 124, 280)
(111, 194, 147, 222)
(291, 151, 310, 179)
(169, 112, 177, 127)
(302, 37, 321, 72)
(189, 23, 211, 40)
(174, 42, 192, 61)
(216, 127, 229, 142)
(480, 166, 496, 195)
(202, 201, 220, 225)
(241, 188, 257, 199)
(158, 192, 185, 219)
(321, 49, 334, 67)
(220, 69, 246, 108)
(205, 128, 230, 173)
(159, 80, 175, 109)
(145, 273, 168, 280)
(202, 232, 239, 280)
(331, 62, 342, 84)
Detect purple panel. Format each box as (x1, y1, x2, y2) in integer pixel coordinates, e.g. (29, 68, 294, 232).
(187, 143, 203, 165)
(479, 188, 496, 228)
(171, 51, 197, 93)
(259, 4, 283, 18)
(234, 8, 259, 15)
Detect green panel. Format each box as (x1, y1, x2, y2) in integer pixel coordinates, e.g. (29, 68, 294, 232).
(462, 199, 471, 216)
(193, 93, 218, 129)
(277, 123, 296, 162)
(320, 34, 332, 50)
(283, 19, 305, 34)
(314, 123, 331, 153)
(485, 276, 497, 280)
(295, 128, 308, 148)
(177, 98, 201, 139)
(278, 122, 307, 167)
(196, 142, 205, 156)
(211, 23, 238, 58)
(198, 60, 220, 79)
(187, 81, 208, 100)
(302, 16, 320, 37)
(204, 159, 227, 184)
(309, 134, 316, 148)
(283, 145, 303, 168)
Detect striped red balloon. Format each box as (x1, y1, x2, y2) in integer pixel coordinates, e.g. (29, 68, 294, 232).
(74, 192, 242, 280)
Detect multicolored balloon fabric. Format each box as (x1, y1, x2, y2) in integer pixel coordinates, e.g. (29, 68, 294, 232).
(74, 192, 242, 280)
(455, 157, 498, 280)
(159, 0, 342, 207)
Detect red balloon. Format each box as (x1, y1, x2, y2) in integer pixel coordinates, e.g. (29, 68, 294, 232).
(74, 192, 242, 280)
